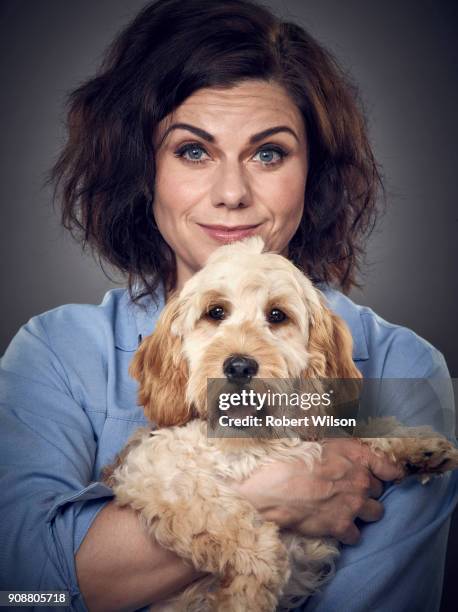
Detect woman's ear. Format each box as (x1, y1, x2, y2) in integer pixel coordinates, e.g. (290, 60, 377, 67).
(303, 298, 362, 380)
(129, 295, 192, 426)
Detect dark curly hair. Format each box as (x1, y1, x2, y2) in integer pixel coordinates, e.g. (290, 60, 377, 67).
(50, 0, 383, 300)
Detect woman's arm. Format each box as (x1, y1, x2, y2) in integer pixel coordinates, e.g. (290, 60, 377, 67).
(304, 472, 458, 612)
(75, 502, 203, 612)
(302, 324, 458, 611)
(0, 313, 203, 612)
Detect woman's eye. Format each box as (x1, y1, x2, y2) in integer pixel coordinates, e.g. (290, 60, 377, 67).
(207, 306, 226, 321)
(175, 143, 209, 164)
(253, 147, 287, 166)
(268, 308, 287, 323)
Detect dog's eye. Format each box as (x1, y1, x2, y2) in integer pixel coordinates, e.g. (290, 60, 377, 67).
(207, 306, 226, 321)
(268, 308, 287, 324)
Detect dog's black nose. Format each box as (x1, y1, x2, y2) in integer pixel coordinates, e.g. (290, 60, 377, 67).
(223, 355, 259, 382)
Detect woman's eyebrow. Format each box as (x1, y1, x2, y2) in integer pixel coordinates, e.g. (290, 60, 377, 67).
(159, 123, 299, 146)
(250, 126, 299, 144)
(160, 123, 215, 145)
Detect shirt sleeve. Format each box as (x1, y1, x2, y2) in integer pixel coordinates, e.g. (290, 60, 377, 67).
(0, 317, 114, 610)
(302, 337, 458, 612)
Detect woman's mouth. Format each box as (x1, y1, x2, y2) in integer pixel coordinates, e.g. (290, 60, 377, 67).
(198, 223, 262, 243)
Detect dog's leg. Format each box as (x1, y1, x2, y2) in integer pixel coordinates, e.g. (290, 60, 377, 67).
(113, 472, 289, 611)
(360, 420, 458, 480)
(157, 495, 288, 611)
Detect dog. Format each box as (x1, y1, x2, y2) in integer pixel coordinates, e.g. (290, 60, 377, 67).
(103, 236, 458, 611)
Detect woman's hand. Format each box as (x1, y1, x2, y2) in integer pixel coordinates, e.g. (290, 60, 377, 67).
(231, 438, 405, 545)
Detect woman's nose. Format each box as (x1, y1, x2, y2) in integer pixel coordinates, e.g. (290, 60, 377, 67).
(210, 160, 251, 209)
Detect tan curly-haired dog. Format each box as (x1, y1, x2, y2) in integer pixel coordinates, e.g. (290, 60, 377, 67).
(104, 237, 458, 612)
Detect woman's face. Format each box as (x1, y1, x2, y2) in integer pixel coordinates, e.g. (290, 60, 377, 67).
(153, 80, 308, 291)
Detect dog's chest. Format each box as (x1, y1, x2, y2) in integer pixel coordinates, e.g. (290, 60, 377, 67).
(160, 420, 318, 483)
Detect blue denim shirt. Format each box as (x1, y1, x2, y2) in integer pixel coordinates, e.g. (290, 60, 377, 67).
(0, 287, 456, 611)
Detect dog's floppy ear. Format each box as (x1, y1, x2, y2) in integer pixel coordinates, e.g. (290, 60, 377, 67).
(129, 295, 192, 426)
(303, 298, 362, 380)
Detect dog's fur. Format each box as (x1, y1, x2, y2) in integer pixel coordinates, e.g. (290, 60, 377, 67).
(104, 237, 458, 611)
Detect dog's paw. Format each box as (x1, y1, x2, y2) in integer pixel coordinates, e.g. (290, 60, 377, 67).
(401, 437, 458, 479)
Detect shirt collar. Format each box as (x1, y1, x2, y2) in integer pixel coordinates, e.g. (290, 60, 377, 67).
(114, 287, 165, 352)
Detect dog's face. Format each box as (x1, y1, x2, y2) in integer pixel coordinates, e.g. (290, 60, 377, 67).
(130, 237, 360, 427)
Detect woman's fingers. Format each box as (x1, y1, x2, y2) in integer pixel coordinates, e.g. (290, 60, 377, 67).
(362, 446, 405, 482)
(338, 525, 361, 546)
(328, 497, 383, 544)
(357, 498, 384, 523)
(368, 473, 384, 499)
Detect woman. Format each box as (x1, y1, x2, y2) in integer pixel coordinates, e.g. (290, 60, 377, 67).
(0, 1, 456, 610)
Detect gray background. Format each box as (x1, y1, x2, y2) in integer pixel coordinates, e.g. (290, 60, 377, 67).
(0, 0, 457, 608)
